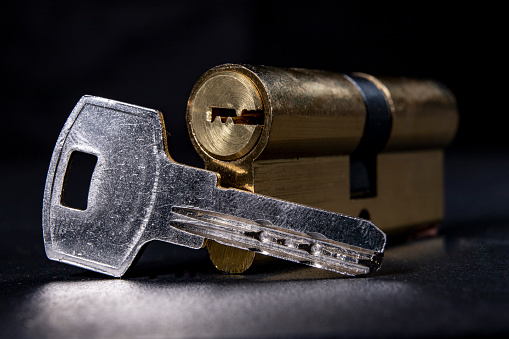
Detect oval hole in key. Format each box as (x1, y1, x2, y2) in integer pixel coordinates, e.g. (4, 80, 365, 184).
(60, 151, 98, 211)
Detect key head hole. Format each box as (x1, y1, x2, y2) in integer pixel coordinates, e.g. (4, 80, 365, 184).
(60, 151, 98, 211)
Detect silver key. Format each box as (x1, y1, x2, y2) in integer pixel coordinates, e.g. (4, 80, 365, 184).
(43, 96, 386, 277)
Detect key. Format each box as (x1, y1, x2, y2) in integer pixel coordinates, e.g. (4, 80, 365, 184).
(43, 96, 386, 277)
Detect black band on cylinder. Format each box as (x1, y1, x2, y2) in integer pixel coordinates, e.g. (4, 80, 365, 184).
(347, 75, 392, 155)
(346, 75, 392, 199)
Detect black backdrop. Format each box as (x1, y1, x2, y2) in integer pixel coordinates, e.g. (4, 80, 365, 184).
(2, 1, 504, 166)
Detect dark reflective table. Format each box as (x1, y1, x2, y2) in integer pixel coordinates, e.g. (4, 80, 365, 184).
(1, 147, 509, 338)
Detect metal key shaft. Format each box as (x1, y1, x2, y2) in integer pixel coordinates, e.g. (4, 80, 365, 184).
(43, 96, 386, 277)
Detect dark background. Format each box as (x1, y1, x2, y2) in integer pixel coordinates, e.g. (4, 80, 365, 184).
(1, 1, 508, 338)
(2, 1, 506, 164)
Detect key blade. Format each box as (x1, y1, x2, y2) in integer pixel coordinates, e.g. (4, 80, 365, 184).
(166, 181, 386, 275)
(42, 96, 204, 277)
(155, 144, 386, 275)
(171, 206, 384, 275)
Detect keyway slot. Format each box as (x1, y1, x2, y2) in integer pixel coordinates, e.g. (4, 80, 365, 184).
(211, 107, 264, 125)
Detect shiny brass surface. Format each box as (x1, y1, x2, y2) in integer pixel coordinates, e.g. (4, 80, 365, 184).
(188, 71, 264, 160)
(357, 74, 458, 151)
(186, 64, 458, 273)
(252, 150, 444, 232)
(204, 239, 255, 273)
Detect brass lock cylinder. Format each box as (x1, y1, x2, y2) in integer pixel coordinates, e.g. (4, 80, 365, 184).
(187, 64, 367, 162)
(186, 64, 458, 273)
(186, 64, 457, 189)
(187, 64, 457, 162)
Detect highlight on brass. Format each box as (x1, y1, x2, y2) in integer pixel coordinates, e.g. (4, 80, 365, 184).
(187, 63, 458, 273)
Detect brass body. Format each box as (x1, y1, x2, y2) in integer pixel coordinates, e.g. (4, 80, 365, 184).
(186, 64, 458, 273)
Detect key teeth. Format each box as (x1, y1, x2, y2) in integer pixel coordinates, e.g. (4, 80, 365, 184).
(171, 206, 384, 276)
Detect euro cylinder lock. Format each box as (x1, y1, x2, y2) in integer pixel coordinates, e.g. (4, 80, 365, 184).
(186, 64, 458, 273)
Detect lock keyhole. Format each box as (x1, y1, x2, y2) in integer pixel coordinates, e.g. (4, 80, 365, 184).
(211, 107, 264, 125)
